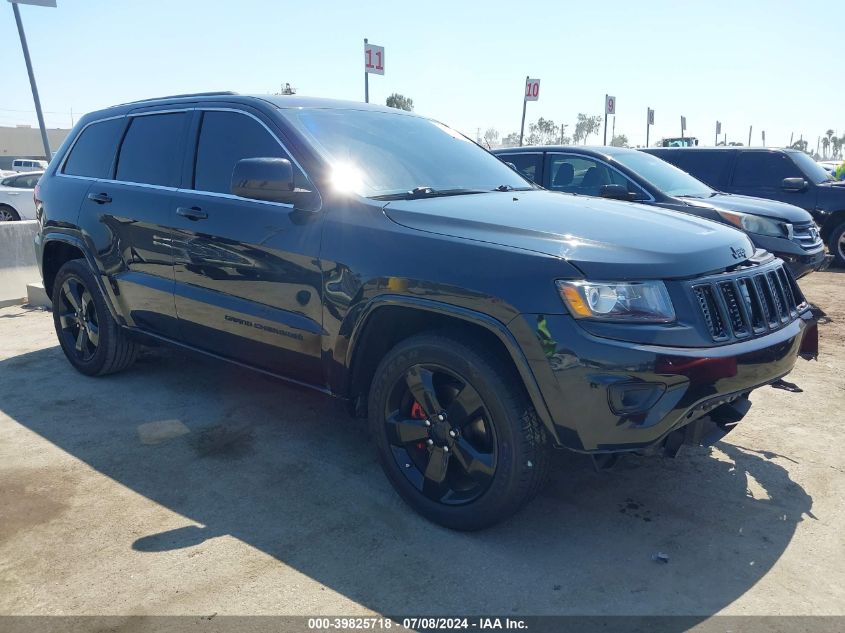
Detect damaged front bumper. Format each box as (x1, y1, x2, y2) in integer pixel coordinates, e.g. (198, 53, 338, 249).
(510, 309, 818, 455)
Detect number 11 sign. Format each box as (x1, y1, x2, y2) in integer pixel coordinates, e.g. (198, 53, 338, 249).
(365, 42, 385, 75)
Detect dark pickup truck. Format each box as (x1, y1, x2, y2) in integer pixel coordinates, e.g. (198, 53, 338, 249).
(493, 145, 829, 279)
(643, 147, 845, 267)
(35, 94, 818, 530)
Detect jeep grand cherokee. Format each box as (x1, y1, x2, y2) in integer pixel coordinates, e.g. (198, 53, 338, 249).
(35, 93, 818, 530)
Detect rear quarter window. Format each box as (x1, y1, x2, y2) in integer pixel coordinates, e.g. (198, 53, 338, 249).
(497, 153, 542, 184)
(63, 118, 125, 179)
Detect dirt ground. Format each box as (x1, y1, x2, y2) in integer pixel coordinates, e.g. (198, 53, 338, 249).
(0, 271, 843, 619)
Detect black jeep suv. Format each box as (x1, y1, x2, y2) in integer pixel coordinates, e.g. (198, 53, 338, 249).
(35, 93, 817, 530)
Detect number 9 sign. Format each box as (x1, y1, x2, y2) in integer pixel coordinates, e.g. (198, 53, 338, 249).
(524, 78, 540, 102)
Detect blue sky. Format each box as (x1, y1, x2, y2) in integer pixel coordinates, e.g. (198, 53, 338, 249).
(1, 0, 841, 148)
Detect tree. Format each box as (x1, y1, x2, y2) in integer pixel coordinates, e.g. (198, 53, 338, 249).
(610, 134, 629, 147)
(525, 117, 559, 145)
(501, 132, 521, 148)
(834, 136, 844, 160)
(483, 127, 499, 148)
(790, 139, 808, 153)
(385, 93, 413, 111)
(573, 113, 602, 145)
(822, 137, 830, 159)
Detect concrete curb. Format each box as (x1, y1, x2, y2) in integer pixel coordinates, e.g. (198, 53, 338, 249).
(0, 220, 39, 307)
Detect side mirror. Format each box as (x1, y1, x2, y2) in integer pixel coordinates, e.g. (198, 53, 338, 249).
(781, 177, 807, 193)
(231, 157, 295, 203)
(599, 184, 631, 200)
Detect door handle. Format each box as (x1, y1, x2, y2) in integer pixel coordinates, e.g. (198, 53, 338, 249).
(177, 206, 208, 221)
(87, 192, 112, 204)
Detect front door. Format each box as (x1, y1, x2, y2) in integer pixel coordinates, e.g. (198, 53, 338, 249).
(171, 109, 324, 385)
(726, 151, 816, 211)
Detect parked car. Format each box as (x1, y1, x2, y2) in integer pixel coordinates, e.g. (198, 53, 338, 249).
(0, 170, 42, 221)
(492, 146, 828, 279)
(11, 158, 48, 172)
(35, 93, 818, 530)
(643, 147, 845, 267)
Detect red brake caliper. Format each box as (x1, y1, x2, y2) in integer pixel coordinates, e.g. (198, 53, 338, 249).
(410, 401, 427, 449)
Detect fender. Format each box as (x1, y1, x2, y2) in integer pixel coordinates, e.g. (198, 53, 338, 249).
(343, 294, 560, 444)
(37, 231, 123, 324)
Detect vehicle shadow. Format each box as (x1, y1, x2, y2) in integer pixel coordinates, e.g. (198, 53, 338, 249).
(0, 344, 815, 617)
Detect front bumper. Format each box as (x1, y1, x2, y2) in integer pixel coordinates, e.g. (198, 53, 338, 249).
(749, 233, 828, 279)
(510, 309, 817, 453)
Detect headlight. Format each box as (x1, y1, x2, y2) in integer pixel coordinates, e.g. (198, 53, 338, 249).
(716, 210, 790, 238)
(556, 280, 675, 322)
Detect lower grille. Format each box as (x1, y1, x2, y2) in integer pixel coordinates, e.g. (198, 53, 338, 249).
(691, 263, 806, 342)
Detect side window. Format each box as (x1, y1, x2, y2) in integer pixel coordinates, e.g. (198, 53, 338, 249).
(606, 169, 648, 200)
(732, 152, 801, 188)
(547, 154, 611, 196)
(497, 153, 541, 184)
(116, 113, 187, 187)
(63, 118, 125, 179)
(193, 110, 307, 195)
(667, 151, 730, 187)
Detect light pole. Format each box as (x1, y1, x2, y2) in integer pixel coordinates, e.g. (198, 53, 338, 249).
(10, 0, 56, 161)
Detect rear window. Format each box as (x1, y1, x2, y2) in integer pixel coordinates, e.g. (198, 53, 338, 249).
(116, 113, 187, 187)
(63, 118, 125, 179)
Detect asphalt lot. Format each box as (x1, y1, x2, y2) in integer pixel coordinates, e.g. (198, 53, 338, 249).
(0, 271, 843, 618)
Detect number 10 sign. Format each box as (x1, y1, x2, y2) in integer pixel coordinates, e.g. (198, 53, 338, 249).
(365, 42, 385, 75)
(524, 78, 540, 101)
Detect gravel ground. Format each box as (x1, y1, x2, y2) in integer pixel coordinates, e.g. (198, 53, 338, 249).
(0, 270, 843, 619)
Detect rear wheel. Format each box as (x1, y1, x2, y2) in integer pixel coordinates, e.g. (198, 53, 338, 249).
(830, 221, 845, 268)
(51, 259, 139, 376)
(368, 332, 551, 530)
(0, 205, 20, 222)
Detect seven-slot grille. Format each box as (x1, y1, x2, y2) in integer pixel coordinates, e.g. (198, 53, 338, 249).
(691, 264, 806, 342)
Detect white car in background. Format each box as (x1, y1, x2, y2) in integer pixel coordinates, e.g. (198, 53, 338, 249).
(0, 171, 42, 221)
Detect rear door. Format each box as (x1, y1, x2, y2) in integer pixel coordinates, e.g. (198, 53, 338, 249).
(171, 107, 324, 384)
(76, 110, 189, 337)
(725, 151, 815, 210)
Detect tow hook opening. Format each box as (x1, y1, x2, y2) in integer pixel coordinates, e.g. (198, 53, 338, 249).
(662, 396, 752, 458)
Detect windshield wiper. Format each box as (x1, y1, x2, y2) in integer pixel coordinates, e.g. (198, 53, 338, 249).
(371, 187, 486, 201)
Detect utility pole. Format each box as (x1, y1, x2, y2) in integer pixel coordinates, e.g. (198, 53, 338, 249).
(748, 125, 752, 147)
(789, 132, 793, 147)
(11, 0, 53, 160)
(611, 115, 616, 145)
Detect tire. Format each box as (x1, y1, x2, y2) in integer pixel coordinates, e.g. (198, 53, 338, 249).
(829, 221, 845, 268)
(51, 259, 139, 376)
(368, 332, 552, 530)
(0, 205, 20, 222)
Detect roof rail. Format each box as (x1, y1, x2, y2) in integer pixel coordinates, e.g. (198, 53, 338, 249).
(112, 91, 239, 108)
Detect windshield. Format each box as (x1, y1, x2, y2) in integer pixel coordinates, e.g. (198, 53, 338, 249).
(278, 108, 532, 198)
(789, 151, 835, 184)
(613, 151, 714, 198)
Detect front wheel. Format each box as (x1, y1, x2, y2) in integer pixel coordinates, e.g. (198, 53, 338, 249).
(829, 221, 845, 268)
(51, 259, 139, 376)
(0, 205, 20, 222)
(368, 332, 551, 530)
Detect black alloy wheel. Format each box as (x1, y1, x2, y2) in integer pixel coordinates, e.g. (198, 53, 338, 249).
(384, 363, 497, 505)
(57, 277, 100, 362)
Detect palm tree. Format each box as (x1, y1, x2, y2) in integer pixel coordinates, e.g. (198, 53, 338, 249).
(822, 137, 830, 159)
(825, 129, 835, 158)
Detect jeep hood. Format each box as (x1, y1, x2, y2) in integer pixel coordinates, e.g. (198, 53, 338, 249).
(682, 193, 812, 223)
(383, 190, 754, 279)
